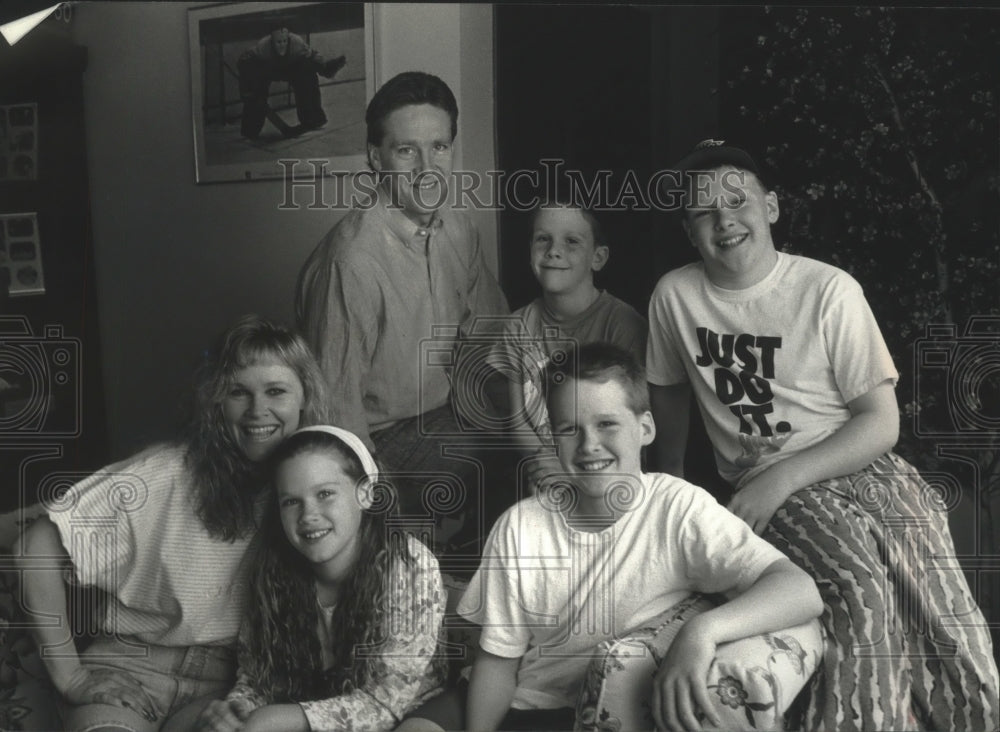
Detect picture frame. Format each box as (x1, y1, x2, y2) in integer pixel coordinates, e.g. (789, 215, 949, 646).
(187, 1, 376, 183)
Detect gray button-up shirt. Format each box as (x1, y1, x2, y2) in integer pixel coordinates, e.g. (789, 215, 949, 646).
(295, 189, 509, 448)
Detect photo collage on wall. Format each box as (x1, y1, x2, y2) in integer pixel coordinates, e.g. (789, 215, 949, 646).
(0, 103, 38, 181)
(0, 213, 45, 297)
(0, 101, 43, 297)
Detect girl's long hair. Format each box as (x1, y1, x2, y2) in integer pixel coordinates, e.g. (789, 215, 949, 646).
(184, 314, 329, 541)
(239, 429, 411, 701)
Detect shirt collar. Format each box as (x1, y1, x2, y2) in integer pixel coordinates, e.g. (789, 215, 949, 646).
(374, 186, 446, 249)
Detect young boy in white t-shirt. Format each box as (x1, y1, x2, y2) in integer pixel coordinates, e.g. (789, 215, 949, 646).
(405, 342, 821, 731)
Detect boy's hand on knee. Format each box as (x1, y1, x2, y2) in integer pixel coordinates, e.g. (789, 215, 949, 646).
(195, 699, 245, 731)
(61, 666, 159, 723)
(727, 471, 796, 535)
(652, 621, 721, 732)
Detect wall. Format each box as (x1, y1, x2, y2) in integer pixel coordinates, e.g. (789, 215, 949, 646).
(374, 3, 499, 272)
(71, 2, 498, 457)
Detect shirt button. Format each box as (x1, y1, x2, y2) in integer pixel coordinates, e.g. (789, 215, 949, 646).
(416, 229, 428, 237)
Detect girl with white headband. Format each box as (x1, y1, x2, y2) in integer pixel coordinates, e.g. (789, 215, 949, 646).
(196, 425, 447, 732)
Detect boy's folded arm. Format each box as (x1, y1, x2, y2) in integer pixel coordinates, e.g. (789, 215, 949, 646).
(654, 558, 821, 729)
(729, 380, 900, 533)
(649, 382, 692, 478)
(466, 649, 520, 732)
(692, 557, 822, 645)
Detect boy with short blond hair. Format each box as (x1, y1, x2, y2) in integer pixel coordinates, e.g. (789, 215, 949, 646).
(453, 342, 822, 731)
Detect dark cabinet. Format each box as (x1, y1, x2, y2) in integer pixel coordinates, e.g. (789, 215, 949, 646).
(0, 26, 108, 510)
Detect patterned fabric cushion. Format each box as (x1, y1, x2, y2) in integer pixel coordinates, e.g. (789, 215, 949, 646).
(575, 594, 824, 732)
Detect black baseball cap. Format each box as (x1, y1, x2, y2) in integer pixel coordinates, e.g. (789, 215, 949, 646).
(668, 140, 771, 215)
(674, 139, 765, 182)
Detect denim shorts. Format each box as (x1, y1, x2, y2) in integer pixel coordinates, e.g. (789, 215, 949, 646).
(60, 635, 236, 732)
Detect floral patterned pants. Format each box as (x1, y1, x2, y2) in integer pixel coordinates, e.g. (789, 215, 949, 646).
(763, 452, 999, 731)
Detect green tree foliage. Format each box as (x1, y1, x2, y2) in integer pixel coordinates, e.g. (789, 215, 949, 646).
(722, 7, 999, 477)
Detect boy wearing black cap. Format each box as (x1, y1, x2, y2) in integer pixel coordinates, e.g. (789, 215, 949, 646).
(646, 139, 998, 731)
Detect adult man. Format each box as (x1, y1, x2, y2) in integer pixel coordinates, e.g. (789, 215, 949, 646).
(295, 71, 509, 552)
(238, 27, 346, 140)
(646, 140, 998, 731)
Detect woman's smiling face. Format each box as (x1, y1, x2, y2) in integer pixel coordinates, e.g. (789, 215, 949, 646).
(221, 356, 304, 462)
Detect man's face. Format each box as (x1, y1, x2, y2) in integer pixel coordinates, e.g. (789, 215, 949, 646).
(271, 29, 290, 56)
(368, 103, 454, 226)
(683, 166, 780, 287)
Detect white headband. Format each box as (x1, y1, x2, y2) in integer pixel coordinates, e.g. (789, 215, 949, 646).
(292, 425, 380, 486)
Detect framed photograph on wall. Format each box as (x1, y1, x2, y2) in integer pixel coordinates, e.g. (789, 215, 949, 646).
(188, 1, 376, 183)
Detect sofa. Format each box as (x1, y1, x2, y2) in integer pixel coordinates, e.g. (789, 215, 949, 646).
(0, 503, 61, 731)
(0, 508, 824, 731)
(574, 593, 823, 731)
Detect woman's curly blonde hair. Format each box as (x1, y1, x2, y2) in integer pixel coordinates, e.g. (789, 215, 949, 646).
(184, 314, 329, 541)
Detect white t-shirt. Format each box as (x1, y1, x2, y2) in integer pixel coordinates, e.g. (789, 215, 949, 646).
(456, 473, 786, 709)
(647, 252, 898, 487)
(48, 444, 258, 646)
